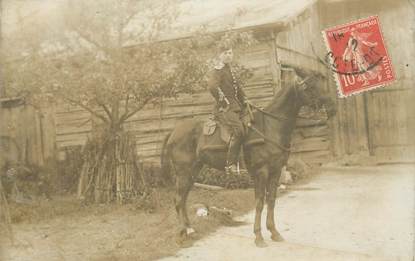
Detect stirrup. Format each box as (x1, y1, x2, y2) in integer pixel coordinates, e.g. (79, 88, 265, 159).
(225, 164, 240, 175)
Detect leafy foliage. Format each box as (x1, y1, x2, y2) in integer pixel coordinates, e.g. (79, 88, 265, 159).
(4, 0, 257, 129)
(3, 1, 257, 202)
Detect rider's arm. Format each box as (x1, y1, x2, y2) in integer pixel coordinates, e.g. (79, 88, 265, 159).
(207, 70, 221, 103)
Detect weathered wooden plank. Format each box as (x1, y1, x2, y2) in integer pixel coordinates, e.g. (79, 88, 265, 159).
(296, 118, 327, 127)
(136, 142, 162, 151)
(56, 131, 89, 141)
(292, 150, 331, 164)
(56, 119, 91, 129)
(129, 126, 175, 135)
(291, 137, 329, 153)
(136, 150, 160, 159)
(135, 138, 165, 146)
(133, 129, 171, 139)
(295, 125, 329, 138)
(55, 126, 92, 135)
(57, 139, 87, 148)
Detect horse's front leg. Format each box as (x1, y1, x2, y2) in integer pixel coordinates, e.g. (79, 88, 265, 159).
(266, 167, 284, 242)
(253, 165, 268, 247)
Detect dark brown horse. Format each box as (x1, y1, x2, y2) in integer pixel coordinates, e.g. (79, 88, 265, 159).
(161, 68, 336, 247)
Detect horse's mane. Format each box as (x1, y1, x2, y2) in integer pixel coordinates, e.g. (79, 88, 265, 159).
(282, 65, 326, 82)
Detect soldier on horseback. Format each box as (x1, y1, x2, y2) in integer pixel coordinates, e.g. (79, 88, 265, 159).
(207, 47, 248, 175)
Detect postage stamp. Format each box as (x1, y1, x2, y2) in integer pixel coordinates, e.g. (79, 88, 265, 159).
(322, 16, 396, 97)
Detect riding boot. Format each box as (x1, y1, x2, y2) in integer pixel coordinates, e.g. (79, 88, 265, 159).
(225, 135, 242, 175)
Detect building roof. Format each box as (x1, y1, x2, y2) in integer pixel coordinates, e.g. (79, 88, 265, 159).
(126, 0, 316, 45)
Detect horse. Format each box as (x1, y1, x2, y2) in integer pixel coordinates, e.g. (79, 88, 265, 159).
(160, 67, 336, 247)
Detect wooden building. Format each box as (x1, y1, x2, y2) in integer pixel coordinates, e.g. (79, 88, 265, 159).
(0, 97, 56, 166)
(320, 0, 415, 163)
(53, 0, 414, 165)
(54, 0, 334, 166)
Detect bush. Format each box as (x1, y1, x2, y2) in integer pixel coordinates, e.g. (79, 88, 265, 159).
(147, 163, 252, 189)
(195, 168, 252, 189)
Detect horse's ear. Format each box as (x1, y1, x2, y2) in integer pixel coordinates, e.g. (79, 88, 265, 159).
(293, 67, 307, 79)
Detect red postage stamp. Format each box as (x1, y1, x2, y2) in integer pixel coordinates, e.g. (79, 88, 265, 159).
(322, 16, 395, 97)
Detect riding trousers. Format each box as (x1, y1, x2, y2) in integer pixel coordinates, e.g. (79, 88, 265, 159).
(216, 110, 245, 139)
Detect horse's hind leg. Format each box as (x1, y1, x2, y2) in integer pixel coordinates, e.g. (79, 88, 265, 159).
(175, 162, 203, 241)
(266, 167, 284, 242)
(182, 162, 203, 230)
(253, 165, 268, 247)
(174, 166, 193, 239)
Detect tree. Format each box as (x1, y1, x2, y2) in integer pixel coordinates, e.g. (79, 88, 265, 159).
(3, 0, 256, 203)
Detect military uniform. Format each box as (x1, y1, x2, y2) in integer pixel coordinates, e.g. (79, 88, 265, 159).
(208, 63, 247, 171)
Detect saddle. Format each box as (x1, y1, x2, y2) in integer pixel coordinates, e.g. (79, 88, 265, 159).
(199, 113, 265, 153)
(199, 117, 231, 152)
(202, 117, 231, 143)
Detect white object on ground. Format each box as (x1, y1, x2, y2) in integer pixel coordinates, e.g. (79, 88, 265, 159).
(196, 207, 208, 217)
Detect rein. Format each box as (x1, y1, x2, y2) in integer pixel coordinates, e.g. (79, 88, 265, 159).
(244, 75, 314, 153)
(247, 102, 289, 121)
(247, 124, 291, 152)
(245, 102, 291, 152)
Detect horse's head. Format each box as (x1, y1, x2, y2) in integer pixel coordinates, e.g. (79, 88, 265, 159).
(294, 69, 337, 119)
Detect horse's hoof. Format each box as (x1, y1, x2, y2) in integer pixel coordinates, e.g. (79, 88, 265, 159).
(186, 227, 196, 236)
(271, 233, 284, 242)
(178, 239, 193, 248)
(176, 237, 193, 248)
(176, 231, 194, 248)
(255, 239, 268, 248)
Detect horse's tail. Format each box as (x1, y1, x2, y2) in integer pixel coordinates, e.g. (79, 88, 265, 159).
(160, 132, 174, 187)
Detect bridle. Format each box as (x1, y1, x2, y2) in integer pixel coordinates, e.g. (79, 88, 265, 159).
(245, 75, 315, 152)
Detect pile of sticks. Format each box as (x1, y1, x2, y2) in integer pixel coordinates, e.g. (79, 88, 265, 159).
(77, 132, 144, 204)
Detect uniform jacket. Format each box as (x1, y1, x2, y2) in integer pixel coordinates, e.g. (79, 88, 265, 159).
(207, 63, 247, 113)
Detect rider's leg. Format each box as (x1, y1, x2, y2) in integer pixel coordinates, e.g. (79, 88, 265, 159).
(226, 134, 242, 175)
(221, 111, 245, 174)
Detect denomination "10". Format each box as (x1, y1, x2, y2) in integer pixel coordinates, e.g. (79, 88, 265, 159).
(341, 74, 356, 87)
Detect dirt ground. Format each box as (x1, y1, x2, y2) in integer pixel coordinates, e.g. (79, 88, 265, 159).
(160, 164, 415, 261)
(3, 165, 412, 261)
(0, 188, 255, 261)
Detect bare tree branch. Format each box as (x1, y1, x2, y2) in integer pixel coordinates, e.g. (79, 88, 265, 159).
(121, 93, 130, 119)
(120, 96, 153, 123)
(71, 27, 108, 54)
(98, 102, 113, 120)
(64, 97, 109, 123)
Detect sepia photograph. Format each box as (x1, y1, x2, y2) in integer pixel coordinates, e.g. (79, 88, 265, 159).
(0, 0, 414, 260)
